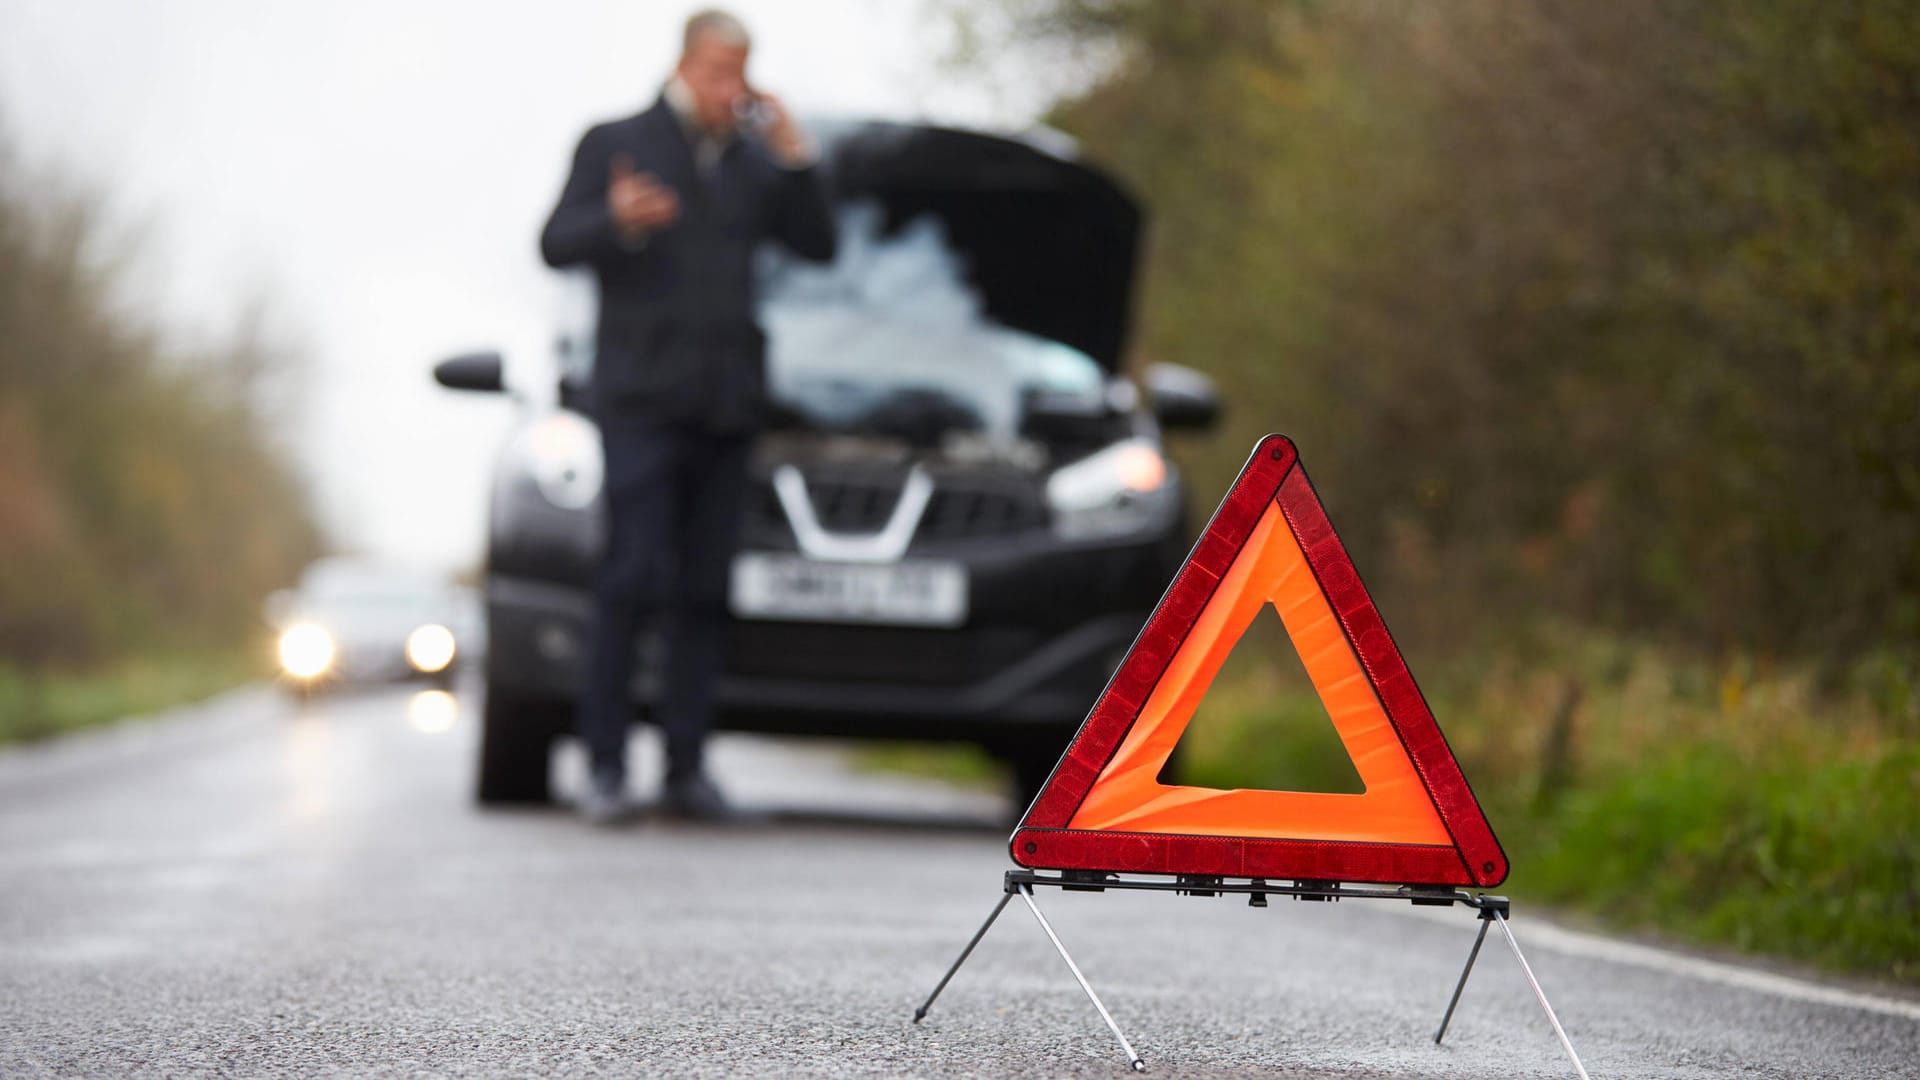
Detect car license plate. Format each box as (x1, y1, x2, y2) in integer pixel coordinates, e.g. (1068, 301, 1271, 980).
(729, 554, 968, 627)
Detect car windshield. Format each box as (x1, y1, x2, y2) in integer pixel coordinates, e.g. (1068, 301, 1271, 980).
(306, 590, 440, 620)
(294, 560, 450, 630)
(755, 203, 1107, 442)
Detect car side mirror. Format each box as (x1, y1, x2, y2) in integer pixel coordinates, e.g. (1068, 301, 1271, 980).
(434, 351, 506, 393)
(1143, 363, 1221, 432)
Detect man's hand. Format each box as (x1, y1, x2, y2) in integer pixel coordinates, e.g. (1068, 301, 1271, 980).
(607, 154, 680, 238)
(752, 93, 814, 168)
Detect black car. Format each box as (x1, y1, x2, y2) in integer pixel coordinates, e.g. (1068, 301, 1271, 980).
(435, 121, 1219, 806)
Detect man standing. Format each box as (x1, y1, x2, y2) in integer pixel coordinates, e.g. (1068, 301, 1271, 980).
(541, 9, 836, 822)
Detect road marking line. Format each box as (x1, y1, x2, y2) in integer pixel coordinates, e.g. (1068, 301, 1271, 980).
(1389, 903, 1920, 1022)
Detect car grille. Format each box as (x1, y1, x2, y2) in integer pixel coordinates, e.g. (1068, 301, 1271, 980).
(918, 487, 1047, 541)
(746, 469, 1048, 546)
(802, 474, 905, 532)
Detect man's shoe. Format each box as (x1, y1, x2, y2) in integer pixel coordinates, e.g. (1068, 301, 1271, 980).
(659, 773, 750, 823)
(577, 778, 636, 826)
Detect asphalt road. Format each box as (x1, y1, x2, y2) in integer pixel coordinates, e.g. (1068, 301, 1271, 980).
(1, 683, 1916, 1079)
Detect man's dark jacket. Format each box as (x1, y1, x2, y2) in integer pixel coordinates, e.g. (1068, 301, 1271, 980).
(540, 96, 836, 432)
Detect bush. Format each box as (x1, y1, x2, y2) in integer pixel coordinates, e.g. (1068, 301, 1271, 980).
(0, 137, 320, 725)
(973, 0, 1920, 667)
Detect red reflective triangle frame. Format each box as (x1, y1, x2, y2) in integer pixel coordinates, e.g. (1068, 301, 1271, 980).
(1012, 435, 1508, 887)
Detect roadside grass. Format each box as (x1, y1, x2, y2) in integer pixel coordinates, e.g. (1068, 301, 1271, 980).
(1512, 738, 1919, 980)
(852, 741, 1005, 790)
(0, 649, 266, 745)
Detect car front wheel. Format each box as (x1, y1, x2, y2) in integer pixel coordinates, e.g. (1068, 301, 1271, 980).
(475, 686, 563, 804)
(998, 729, 1076, 817)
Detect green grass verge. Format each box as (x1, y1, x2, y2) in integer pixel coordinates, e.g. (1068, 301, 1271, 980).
(1508, 739, 1920, 980)
(852, 742, 1006, 789)
(0, 650, 265, 745)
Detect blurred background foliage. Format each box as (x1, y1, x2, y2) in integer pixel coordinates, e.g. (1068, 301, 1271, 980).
(958, 0, 1920, 978)
(0, 137, 321, 739)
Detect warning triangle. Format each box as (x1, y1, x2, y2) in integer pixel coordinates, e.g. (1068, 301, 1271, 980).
(1013, 435, 1508, 887)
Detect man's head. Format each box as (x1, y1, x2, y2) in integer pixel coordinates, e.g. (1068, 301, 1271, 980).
(676, 9, 752, 132)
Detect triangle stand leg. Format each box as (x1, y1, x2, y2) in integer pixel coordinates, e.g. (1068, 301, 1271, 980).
(912, 882, 1147, 1072)
(1016, 883, 1148, 1073)
(1434, 901, 1589, 1080)
(1494, 911, 1590, 1080)
(913, 890, 1014, 1024)
(1433, 908, 1494, 1045)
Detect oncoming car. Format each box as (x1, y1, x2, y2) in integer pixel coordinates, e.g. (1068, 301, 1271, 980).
(267, 559, 477, 696)
(435, 121, 1219, 806)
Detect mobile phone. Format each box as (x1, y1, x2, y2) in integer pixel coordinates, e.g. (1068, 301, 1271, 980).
(732, 90, 772, 132)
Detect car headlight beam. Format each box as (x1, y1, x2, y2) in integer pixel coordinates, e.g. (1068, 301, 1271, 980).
(1046, 439, 1176, 541)
(525, 411, 604, 510)
(406, 624, 458, 674)
(278, 624, 336, 680)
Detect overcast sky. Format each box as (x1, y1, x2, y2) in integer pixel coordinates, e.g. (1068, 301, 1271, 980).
(0, 0, 1062, 572)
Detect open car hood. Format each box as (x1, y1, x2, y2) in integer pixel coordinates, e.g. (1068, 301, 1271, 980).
(813, 121, 1142, 373)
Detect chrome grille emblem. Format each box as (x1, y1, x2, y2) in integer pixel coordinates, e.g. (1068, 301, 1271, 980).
(771, 465, 932, 563)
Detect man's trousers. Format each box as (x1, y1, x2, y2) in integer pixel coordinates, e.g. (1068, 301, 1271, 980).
(579, 417, 752, 787)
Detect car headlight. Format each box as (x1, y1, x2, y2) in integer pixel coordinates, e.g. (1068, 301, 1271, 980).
(405, 624, 457, 674)
(278, 624, 336, 680)
(525, 411, 603, 510)
(1046, 439, 1177, 541)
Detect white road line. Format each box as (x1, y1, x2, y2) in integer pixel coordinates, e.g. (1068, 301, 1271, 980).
(1390, 902, 1920, 1022)
(1520, 919, 1920, 1022)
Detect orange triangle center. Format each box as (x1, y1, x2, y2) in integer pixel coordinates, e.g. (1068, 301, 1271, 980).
(1067, 500, 1450, 844)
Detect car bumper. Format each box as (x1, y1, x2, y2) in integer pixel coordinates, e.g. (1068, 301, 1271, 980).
(485, 558, 1158, 742)
(278, 643, 460, 688)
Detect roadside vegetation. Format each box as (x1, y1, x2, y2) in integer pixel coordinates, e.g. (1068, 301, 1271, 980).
(0, 136, 320, 743)
(954, 1, 1920, 982)
(0, 650, 266, 744)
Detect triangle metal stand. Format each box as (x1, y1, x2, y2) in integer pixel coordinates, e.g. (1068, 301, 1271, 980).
(914, 869, 1589, 1078)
